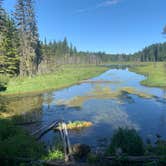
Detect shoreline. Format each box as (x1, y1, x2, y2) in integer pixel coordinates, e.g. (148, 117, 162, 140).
(129, 62, 166, 88)
(0, 65, 109, 97)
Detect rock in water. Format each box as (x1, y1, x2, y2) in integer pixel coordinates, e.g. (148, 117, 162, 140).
(72, 144, 91, 158)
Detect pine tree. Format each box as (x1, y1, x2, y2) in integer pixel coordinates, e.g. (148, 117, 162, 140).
(0, 0, 5, 31)
(14, 0, 27, 76)
(14, 0, 41, 76)
(25, 0, 41, 76)
(0, 1, 19, 76)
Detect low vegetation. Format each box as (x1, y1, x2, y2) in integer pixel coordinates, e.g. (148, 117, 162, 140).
(56, 86, 154, 108)
(55, 121, 93, 131)
(88, 128, 166, 166)
(0, 65, 108, 96)
(0, 119, 46, 159)
(130, 62, 166, 87)
(0, 75, 9, 92)
(107, 128, 144, 156)
(43, 150, 64, 161)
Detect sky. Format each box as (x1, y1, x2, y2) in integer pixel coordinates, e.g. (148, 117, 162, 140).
(3, 0, 166, 54)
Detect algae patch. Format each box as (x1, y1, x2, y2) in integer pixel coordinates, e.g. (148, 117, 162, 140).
(121, 87, 154, 99)
(55, 86, 154, 108)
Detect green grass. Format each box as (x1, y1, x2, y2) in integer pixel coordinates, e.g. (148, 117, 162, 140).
(0, 65, 109, 96)
(130, 62, 166, 88)
(43, 150, 64, 161)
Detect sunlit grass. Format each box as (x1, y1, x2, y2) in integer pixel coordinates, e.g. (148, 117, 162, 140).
(130, 62, 166, 87)
(1, 65, 109, 95)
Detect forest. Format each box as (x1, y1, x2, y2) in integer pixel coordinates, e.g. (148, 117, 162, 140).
(1, 0, 166, 78)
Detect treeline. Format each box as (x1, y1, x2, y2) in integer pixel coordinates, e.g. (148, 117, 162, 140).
(0, 0, 166, 77)
(131, 42, 166, 62)
(39, 38, 130, 72)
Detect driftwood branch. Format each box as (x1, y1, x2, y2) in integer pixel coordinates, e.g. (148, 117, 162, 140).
(104, 155, 165, 163)
(31, 120, 60, 140)
(1, 155, 166, 166)
(0, 156, 74, 166)
(15, 121, 42, 126)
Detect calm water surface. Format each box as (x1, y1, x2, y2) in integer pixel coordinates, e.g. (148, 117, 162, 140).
(2, 68, 166, 150)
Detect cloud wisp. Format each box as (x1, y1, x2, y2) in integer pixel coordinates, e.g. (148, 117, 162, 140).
(75, 0, 120, 14)
(97, 0, 120, 7)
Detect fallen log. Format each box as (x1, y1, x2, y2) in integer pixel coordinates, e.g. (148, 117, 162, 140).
(31, 120, 60, 140)
(104, 155, 165, 163)
(15, 120, 42, 126)
(0, 156, 74, 166)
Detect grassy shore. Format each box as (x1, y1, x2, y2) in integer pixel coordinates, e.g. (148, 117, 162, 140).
(130, 62, 166, 88)
(0, 65, 109, 96)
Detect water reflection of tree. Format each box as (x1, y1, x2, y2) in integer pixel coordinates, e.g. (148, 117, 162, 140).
(163, 88, 166, 98)
(0, 94, 44, 122)
(0, 96, 9, 113)
(43, 92, 55, 110)
(92, 101, 139, 131)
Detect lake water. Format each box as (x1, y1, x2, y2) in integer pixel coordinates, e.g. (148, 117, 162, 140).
(1, 68, 166, 151)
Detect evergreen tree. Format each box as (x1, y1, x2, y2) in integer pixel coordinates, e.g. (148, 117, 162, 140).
(14, 0, 40, 76)
(26, 0, 41, 75)
(0, 1, 19, 76)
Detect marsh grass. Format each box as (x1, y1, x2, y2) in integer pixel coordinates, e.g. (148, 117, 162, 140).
(130, 62, 166, 88)
(1, 65, 109, 96)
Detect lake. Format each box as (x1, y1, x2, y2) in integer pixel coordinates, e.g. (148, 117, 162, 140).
(1, 68, 166, 151)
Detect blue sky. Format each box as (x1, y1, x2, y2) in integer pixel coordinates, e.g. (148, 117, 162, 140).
(3, 0, 166, 54)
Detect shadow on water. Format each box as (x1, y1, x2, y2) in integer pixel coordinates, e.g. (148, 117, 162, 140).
(1, 68, 166, 151)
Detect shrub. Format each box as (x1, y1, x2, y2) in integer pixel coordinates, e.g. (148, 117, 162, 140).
(107, 128, 144, 156)
(0, 119, 46, 159)
(0, 75, 9, 91)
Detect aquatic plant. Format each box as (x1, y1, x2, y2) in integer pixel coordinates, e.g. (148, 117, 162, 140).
(56, 86, 154, 108)
(121, 87, 154, 99)
(55, 121, 93, 130)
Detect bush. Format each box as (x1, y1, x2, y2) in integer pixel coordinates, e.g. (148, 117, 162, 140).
(0, 75, 9, 91)
(107, 128, 144, 156)
(0, 119, 46, 159)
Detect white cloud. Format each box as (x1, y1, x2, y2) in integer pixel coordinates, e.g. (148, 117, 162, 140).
(75, 0, 121, 14)
(97, 0, 120, 7)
